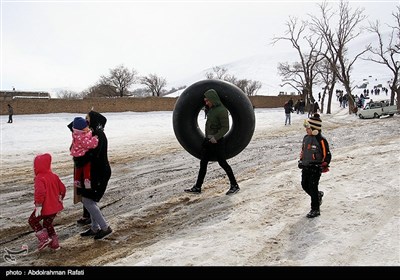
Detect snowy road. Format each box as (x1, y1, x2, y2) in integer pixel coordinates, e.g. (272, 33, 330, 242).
(0, 107, 399, 266)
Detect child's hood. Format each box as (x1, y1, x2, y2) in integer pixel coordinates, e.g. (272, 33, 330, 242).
(34, 153, 52, 175)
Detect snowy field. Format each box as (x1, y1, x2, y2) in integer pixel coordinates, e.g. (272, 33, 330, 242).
(0, 96, 399, 268)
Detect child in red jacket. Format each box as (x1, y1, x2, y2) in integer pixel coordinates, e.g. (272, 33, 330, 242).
(28, 153, 66, 250)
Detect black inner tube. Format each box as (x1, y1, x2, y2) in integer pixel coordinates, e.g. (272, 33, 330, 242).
(173, 79, 255, 161)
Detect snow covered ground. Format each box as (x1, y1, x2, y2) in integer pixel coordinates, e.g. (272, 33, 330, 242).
(0, 95, 399, 268)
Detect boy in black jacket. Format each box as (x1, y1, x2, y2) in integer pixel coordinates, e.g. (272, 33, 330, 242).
(298, 113, 331, 218)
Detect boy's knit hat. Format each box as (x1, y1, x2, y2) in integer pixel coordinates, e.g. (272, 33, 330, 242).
(308, 113, 322, 131)
(73, 117, 87, 130)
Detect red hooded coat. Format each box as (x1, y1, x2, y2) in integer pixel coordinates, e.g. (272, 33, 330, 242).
(33, 153, 66, 216)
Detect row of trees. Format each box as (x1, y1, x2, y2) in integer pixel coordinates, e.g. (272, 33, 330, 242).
(58, 64, 263, 99)
(205, 66, 262, 96)
(58, 65, 169, 99)
(272, 1, 399, 114)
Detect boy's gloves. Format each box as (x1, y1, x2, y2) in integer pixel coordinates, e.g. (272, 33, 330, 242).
(298, 160, 303, 169)
(35, 206, 42, 217)
(321, 162, 330, 173)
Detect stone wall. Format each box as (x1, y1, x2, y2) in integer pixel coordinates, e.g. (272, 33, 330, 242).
(1, 95, 299, 115)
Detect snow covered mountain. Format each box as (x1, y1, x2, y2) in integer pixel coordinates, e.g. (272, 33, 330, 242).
(167, 32, 394, 97)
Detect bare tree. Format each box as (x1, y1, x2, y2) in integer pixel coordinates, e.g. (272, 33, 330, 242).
(205, 72, 214, 79)
(56, 89, 83, 99)
(227, 78, 262, 96)
(99, 64, 137, 97)
(246, 80, 262, 96)
(223, 74, 237, 85)
(204, 67, 262, 96)
(364, 6, 400, 108)
(82, 84, 117, 98)
(205, 66, 262, 96)
(316, 58, 337, 114)
(234, 79, 249, 93)
(277, 62, 303, 95)
(272, 17, 325, 108)
(205, 66, 228, 80)
(140, 74, 167, 97)
(310, 1, 369, 114)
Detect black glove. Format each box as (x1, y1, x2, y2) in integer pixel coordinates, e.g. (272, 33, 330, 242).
(321, 162, 330, 173)
(298, 160, 303, 169)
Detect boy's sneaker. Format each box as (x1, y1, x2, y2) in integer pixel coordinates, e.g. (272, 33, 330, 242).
(318, 191, 324, 206)
(184, 186, 201, 194)
(306, 209, 320, 218)
(80, 228, 100, 237)
(94, 227, 113, 240)
(226, 184, 240, 195)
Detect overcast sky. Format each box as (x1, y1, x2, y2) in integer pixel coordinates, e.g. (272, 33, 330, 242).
(1, 0, 398, 93)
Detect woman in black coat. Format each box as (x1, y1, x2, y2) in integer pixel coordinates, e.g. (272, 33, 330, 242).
(68, 111, 112, 239)
(78, 111, 111, 202)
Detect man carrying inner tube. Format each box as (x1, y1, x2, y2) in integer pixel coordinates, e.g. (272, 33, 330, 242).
(184, 89, 240, 195)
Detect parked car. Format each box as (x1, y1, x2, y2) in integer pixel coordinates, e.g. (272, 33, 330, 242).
(358, 100, 398, 119)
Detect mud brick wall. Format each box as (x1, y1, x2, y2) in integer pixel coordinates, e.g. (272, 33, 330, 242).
(250, 95, 296, 109)
(1, 95, 299, 115)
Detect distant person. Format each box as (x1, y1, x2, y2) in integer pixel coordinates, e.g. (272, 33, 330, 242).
(313, 101, 320, 114)
(299, 99, 305, 114)
(308, 101, 319, 117)
(284, 101, 294, 125)
(308, 103, 314, 117)
(288, 97, 294, 109)
(298, 114, 331, 218)
(185, 89, 240, 195)
(28, 153, 66, 250)
(294, 99, 300, 114)
(70, 117, 99, 191)
(7, 104, 13, 123)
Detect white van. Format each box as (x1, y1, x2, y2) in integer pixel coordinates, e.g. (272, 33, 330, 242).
(358, 100, 398, 119)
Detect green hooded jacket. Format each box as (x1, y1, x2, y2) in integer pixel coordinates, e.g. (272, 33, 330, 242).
(204, 89, 229, 141)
